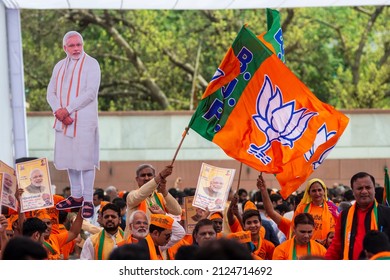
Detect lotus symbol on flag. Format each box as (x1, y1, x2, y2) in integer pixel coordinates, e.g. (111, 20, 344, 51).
(248, 75, 317, 165)
(304, 124, 336, 169)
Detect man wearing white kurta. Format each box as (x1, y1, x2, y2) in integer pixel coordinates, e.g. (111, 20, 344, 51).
(47, 31, 101, 219)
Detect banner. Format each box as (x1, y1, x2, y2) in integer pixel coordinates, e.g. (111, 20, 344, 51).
(16, 158, 54, 212)
(192, 163, 235, 211)
(189, 25, 349, 198)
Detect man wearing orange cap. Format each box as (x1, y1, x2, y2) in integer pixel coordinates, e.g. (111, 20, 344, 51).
(137, 213, 173, 260)
(227, 230, 261, 260)
(125, 164, 182, 238)
(209, 212, 224, 237)
(80, 203, 124, 260)
(37, 208, 83, 260)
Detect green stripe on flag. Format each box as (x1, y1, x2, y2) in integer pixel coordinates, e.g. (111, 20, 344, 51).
(189, 26, 272, 141)
(263, 8, 285, 63)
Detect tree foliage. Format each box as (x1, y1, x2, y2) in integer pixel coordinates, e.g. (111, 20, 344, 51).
(21, 7, 389, 111)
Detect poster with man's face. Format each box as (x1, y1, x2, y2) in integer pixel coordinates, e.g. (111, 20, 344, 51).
(0, 161, 18, 211)
(192, 163, 235, 211)
(16, 158, 53, 212)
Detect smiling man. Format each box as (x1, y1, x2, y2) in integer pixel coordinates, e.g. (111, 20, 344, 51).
(326, 172, 390, 260)
(26, 169, 46, 194)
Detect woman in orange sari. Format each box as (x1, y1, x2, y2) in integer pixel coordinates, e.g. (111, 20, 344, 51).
(291, 178, 339, 242)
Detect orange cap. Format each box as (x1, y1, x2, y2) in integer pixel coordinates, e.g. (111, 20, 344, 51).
(150, 214, 174, 230)
(35, 210, 51, 221)
(209, 212, 223, 220)
(227, 231, 251, 243)
(243, 201, 257, 212)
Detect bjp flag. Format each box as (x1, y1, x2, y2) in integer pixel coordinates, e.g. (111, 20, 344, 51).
(258, 8, 285, 63)
(188, 25, 349, 199)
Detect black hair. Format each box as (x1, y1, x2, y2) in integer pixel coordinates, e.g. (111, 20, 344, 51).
(94, 189, 105, 200)
(101, 203, 121, 217)
(195, 238, 253, 260)
(363, 230, 390, 255)
(109, 243, 149, 260)
(22, 217, 47, 237)
(350, 172, 375, 189)
(192, 219, 217, 245)
(242, 209, 261, 225)
(294, 213, 314, 227)
(2, 236, 48, 260)
(112, 197, 126, 209)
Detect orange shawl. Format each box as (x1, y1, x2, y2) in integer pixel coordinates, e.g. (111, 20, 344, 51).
(342, 201, 378, 260)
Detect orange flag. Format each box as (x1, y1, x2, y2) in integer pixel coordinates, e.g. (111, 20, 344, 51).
(188, 25, 349, 199)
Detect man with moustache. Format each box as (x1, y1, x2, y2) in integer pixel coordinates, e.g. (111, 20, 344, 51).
(125, 164, 182, 238)
(137, 213, 174, 260)
(47, 31, 101, 220)
(80, 203, 124, 260)
(25, 169, 47, 194)
(326, 172, 390, 260)
(119, 210, 150, 245)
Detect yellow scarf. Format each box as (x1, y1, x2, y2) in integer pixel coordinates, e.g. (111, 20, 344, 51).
(92, 229, 124, 260)
(342, 201, 378, 260)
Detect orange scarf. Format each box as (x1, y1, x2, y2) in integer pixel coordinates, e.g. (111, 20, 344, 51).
(138, 191, 166, 213)
(145, 234, 163, 260)
(370, 251, 390, 260)
(343, 201, 378, 260)
(54, 53, 87, 138)
(303, 202, 333, 240)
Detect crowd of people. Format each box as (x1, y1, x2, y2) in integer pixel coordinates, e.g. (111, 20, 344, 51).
(1, 164, 390, 260)
(1, 30, 389, 261)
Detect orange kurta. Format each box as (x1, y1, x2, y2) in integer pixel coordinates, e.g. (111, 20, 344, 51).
(292, 203, 335, 240)
(272, 238, 326, 260)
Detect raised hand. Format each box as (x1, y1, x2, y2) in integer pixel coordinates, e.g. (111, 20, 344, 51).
(257, 174, 266, 190)
(159, 165, 173, 179)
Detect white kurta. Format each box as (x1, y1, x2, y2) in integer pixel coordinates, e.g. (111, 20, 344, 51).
(47, 53, 101, 171)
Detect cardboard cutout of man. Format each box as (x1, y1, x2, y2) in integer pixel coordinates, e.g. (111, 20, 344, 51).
(47, 30, 101, 219)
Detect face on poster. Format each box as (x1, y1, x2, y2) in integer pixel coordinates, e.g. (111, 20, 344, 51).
(0, 161, 18, 211)
(16, 158, 54, 212)
(193, 163, 235, 211)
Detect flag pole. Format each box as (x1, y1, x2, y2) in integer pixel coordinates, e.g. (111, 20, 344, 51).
(235, 162, 243, 193)
(170, 127, 190, 166)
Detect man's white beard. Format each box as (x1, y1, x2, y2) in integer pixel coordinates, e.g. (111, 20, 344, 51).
(133, 228, 149, 239)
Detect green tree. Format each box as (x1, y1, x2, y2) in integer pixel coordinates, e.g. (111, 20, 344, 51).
(21, 7, 389, 111)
